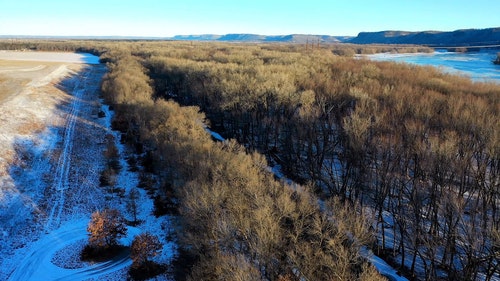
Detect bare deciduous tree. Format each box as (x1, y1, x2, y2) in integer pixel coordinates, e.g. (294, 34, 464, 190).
(87, 209, 127, 248)
(127, 188, 140, 224)
(131, 232, 162, 267)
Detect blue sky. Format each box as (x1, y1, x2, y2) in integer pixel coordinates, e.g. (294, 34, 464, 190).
(0, 0, 498, 36)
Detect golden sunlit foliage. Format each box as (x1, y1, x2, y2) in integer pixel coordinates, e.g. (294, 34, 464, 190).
(8, 40, 498, 280)
(135, 41, 498, 280)
(131, 232, 162, 266)
(87, 209, 127, 248)
(95, 44, 384, 280)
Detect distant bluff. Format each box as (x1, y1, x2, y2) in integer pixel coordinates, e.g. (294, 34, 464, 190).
(348, 27, 500, 46)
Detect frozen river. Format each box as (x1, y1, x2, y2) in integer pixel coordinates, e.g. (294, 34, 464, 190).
(363, 49, 500, 83)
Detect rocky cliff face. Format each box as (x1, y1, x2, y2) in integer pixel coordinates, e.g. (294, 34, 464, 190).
(349, 27, 500, 46)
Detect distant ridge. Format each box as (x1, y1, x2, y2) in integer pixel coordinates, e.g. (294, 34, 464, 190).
(0, 34, 352, 43)
(3, 27, 499, 46)
(172, 34, 351, 43)
(348, 27, 500, 46)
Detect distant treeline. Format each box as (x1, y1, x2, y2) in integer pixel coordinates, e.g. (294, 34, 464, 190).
(3, 40, 498, 280)
(0, 39, 433, 57)
(331, 44, 433, 56)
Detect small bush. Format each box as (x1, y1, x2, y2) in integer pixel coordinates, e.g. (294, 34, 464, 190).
(129, 233, 165, 280)
(139, 151, 155, 173)
(126, 156, 139, 172)
(138, 172, 156, 190)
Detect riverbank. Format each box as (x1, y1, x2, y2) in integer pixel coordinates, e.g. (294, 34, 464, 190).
(361, 49, 500, 83)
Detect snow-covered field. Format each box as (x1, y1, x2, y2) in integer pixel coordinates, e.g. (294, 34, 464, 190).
(0, 50, 100, 64)
(0, 52, 175, 280)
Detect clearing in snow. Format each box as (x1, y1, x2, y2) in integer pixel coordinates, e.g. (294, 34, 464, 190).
(0, 51, 175, 280)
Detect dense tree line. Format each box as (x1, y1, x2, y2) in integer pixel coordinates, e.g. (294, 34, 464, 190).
(137, 42, 499, 280)
(0, 39, 106, 57)
(98, 48, 384, 280)
(331, 44, 433, 56)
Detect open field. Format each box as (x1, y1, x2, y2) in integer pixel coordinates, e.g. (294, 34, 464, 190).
(0, 59, 78, 175)
(0, 50, 175, 281)
(0, 51, 99, 102)
(0, 52, 102, 278)
(0, 52, 95, 175)
(0, 50, 100, 64)
(0, 60, 63, 102)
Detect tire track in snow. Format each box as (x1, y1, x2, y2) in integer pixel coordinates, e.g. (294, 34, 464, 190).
(6, 64, 142, 281)
(44, 68, 90, 232)
(8, 219, 139, 281)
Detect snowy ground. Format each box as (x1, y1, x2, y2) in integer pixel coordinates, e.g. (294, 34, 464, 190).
(0, 52, 175, 280)
(0, 50, 100, 64)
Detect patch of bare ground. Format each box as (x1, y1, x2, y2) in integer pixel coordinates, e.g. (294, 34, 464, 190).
(0, 59, 63, 102)
(0, 63, 73, 176)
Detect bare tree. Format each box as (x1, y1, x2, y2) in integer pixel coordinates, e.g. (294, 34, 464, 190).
(127, 189, 140, 224)
(87, 209, 127, 248)
(131, 232, 162, 267)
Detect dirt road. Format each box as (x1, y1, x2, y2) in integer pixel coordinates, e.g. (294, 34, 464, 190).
(8, 219, 140, 281)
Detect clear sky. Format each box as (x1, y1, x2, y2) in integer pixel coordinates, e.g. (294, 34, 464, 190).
(0, 0, 498, 37)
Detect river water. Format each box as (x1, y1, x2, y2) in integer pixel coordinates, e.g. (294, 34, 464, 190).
(364, 49, 500, 83)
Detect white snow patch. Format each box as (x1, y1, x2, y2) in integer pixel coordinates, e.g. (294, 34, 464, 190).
(0, 51, 100, 64)
(371, 254, 409, 281)
(209, 130, 225, 142)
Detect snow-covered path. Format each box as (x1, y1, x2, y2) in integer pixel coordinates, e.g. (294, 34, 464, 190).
(9, 219, 138, 281)
(44, 70, 87, 232)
